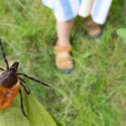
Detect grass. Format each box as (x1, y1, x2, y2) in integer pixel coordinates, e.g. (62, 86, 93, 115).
(0, 0, 126, 126)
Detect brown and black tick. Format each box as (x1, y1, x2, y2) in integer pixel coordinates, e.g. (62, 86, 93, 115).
(0, 39, 49, 116)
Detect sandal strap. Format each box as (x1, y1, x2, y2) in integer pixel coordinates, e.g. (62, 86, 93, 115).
(86, 21, 100, 28)
(56, 53, 72, 62)
(54, 44, 72, 52)
(56, 54, 73, 69)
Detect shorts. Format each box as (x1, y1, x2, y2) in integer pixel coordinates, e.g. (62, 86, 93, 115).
(42, 0, 112, 24)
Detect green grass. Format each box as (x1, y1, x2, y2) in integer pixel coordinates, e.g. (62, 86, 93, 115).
(0, 0, 126, 126)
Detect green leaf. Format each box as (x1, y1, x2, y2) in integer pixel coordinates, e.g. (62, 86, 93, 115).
(0, 108, 30, 126)
(26, 94, 58, 126)
(117, 28, 126, 43)
(0, 94, 59, 126)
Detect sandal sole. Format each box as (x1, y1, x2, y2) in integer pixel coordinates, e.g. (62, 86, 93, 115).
(57, 67, 74, 73)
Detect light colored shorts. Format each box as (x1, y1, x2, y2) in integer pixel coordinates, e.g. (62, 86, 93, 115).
(42, 0, 112, 24)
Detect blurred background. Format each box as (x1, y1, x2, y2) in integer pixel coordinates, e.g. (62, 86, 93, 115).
(0, 0, 126, 126)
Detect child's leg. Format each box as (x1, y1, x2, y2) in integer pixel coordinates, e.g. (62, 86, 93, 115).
(54, 20, 74, 73)
(43, 0, 79, 72)
(86, 0, 112, 38)
(56, 20, 74, 46)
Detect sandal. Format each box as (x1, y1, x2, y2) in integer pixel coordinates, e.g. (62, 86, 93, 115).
(85, 20, 102, 38)
(54, 44, 74, 73)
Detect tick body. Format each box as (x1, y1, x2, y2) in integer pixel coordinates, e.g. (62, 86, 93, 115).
(0, 40, 49, 116)
(0, 62, 20, 110)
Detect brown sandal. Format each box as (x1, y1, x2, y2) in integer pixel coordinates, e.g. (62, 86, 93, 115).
(85, 20, 102, 38)
(54, 44, 74, 73)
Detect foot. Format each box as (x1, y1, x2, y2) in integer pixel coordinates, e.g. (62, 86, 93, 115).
(54, 44, 74, 73)
(85, 20, 102, 38)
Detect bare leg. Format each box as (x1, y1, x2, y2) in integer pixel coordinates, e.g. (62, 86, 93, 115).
(56, 20, 74, 46)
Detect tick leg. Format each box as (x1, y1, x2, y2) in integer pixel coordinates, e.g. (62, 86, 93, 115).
(0, 67, 5, 71)
(20, 82, 31, 95)
(19, 90, 27, 117)
(18, 73, 50, 87)
(19, 77, 26, 83)
(19, 77, 31, 94)
(0, 40, 9, 69)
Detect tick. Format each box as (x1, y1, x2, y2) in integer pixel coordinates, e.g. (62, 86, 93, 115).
(0, 40, 49, 116)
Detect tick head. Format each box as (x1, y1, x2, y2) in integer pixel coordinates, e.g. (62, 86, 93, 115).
(10, 61, 19, 72)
